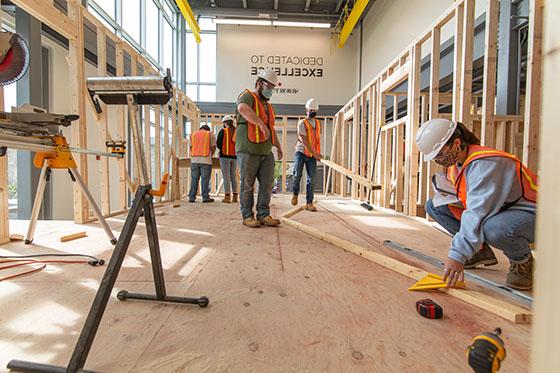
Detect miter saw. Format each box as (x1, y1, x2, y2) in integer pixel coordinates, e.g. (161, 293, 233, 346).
(0, 31, 30, 85)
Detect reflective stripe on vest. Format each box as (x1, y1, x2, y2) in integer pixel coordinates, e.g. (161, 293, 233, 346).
(302, 119, 321, 158)
(243, 89, 276, 145)
(447, 145, 538, 219)
(191, 130, 211, 157)
(223, 127, 236, 156)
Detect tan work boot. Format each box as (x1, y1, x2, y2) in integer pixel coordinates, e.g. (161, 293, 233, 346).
(305, 203, 317, 212)
(232, 193, 238, 203)
(243, 217, 261, 228)
(223, 194, 231, 203)
(506, 255, 534, 290)
(464, 243, 498, 269)
(291, 194, 298, 206)
(259, 216, 281, 227)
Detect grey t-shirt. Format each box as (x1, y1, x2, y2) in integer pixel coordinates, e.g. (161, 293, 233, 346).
(191, 132, 217, 165)
(295, 119, 317, 154)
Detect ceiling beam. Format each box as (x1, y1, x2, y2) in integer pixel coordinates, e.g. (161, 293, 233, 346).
(304, 0, 311, 12)
(335, 0, 344, 13)
(242, 0, 247, 9)
(274, 0, 279, 11)
(193, 7, 339, 20)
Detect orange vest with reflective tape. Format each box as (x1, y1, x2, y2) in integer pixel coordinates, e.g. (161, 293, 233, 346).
(243, 89, 276, 145)
(191, 130, 211, 157)
(300, 119, 321, 158)
(446, 145, 538, 219)
(222, 127, 236, 156)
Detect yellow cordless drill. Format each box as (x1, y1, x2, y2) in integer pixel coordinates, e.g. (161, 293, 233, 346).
(467, 328, 506, 373)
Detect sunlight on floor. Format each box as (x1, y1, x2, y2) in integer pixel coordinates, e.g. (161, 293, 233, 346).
(7, 301, 81, 335)
(351, 215, 419, 230)
(176, 228, 214, 237)
(0, 281, 22, 298)
(178, 247, 212, 277)
(0, 340, 57, 368)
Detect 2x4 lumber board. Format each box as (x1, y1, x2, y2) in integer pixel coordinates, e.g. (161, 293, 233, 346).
(523, 0, 544, 173)
(115, 41, 127, 210)
(10, 0, 77, 41)
(459, 0, 475, 128)
(404, 44, 421, 216)
(155, 106, 162, 193)
(382, 104, 392, 208)
(380, 61, 410, 94)
(452, 4, 464, 123)
(343, 109, 353, 122)
(0, 40, 7, 243)
(68, 2, 89, 224)
(325, 114, 341, 195)
(394, 125, 404, 212)
(97, 29, 111, 215)
(481, 0, 499, 147)
(360, 94, 368, 200)
(418, 95, 429, 205)
(144, 67, 152, 181)
(351, 99, 359, 199)
(282, 118, 287, 193)
(171, 88, 179, 200)
(60, 231, 87, 242)
(340, 119, 346, 196)
(281, 205, 306, 219)
(280, 215, 531, 324)
(320, 161, 381, 191)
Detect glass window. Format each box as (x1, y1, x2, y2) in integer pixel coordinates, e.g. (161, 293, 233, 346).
(198, 17, 216, 31)
(185, 36, 197, 82)
(199, 33, 216, 83)
(162, 19, 173, 71)
(122, 0, 141, 42)
(93, 0, 115, 18)
(186, 84, 198, 101)
(145, 0, 159, 62)
(199, 85, 216, 102)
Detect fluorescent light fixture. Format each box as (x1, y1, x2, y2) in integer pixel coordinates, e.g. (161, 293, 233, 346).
(213, 18, 272, 26)
(272, 21, 331, 28)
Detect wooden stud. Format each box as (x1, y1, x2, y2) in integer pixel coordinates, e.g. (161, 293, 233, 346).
(60, 231, 87, 242)
(481, 0, 499, 147)
(96, 28, 110, 215)
(155, 105, 162, 197)
(282, 117, 287, 193)
(459, 0, 475, 128)
(0, 12, 7, 244)
(523, 0, 544, 172)
(115, 41, 127, 210)
(452, 4, 464, 122)
(10, 0, 77, 41)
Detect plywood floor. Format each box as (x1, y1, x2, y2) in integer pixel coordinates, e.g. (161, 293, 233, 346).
(0, 194, 530, 372)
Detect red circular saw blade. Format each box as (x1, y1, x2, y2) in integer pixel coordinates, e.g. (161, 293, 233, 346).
(0, 33, 30, 86)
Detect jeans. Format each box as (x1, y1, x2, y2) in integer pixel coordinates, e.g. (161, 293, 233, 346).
(237, 152, 275, 220)
(189, 163, 212, 200)
(219, 157, 238, 194)
(425, 199, 534, 262)
(292, 151, 317, 204)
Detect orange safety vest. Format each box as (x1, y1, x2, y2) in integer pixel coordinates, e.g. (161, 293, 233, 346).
(300, 118, 321, 158)
(241, 89, 276, 145)
(222, 127, 236, 156)
(190, 130, 211, 157)
(446, 144, 538, 220)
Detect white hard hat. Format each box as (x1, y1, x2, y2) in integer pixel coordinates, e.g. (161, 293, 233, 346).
(305, 98, 319, 111)
(222, 114, 234, 123)
(416, 118, 457, 161)
(257, 68, 280, 86)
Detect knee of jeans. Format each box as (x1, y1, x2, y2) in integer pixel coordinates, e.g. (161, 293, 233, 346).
(482, 220, 509, 245)
(425, 199, 436, 217)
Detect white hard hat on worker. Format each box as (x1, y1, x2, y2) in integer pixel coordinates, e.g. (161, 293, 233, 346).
(257, 68, 280, 87)
(305, 98, 319, 111)
(256, 68, 280, 100)
(222, 114, 234, 123)
(416, 118, 457, 161)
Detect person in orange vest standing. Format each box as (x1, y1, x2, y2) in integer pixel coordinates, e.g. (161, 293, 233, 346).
(416, 119, 537, 290)
(235, 68, 284, 228)
(188, 124, 217, 203)
(291, 98, 323, 211)
(217, 114, 238, 203)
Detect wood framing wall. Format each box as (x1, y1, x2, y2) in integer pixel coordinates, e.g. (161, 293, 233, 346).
(1, 0, 201, 229)
(324, 0, 544, 218)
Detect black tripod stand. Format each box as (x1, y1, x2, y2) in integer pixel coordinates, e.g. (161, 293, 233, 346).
(8, 72, 208, 373)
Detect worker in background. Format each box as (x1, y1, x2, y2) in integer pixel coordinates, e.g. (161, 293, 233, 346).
(217, 114, 238, 203)
(188, 124, 216, 203)
(291, 98, 323, 211)
(416, 118, 537, 290)
(235, 68, 284, 228)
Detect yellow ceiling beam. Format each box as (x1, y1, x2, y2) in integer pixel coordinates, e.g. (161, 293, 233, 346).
(175, 0, 201, 43)
(338, 0, 370, 48)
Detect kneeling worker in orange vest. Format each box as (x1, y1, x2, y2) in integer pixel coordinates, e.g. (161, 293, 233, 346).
(417, 119, 537, 290)
(236, 68, 284, 228)
(189, 124, 217, 203)
(291, 98, 323, 212)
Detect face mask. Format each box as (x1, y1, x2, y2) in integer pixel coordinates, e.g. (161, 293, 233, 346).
(261, 87, 274, 99)
(434, 143, 460, 167)
(308, 111, 317, 118)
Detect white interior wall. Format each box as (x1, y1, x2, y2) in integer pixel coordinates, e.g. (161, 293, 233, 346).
(217, 24, 359, 106)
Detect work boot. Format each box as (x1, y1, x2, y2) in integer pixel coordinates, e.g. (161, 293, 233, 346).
(506, 255, 534, 290)
(223, 194, 231, 203)
(232, 193, 239, 203)
(188, 197, 196, 203)
(259, 216, 281, 227)
(243, 216, 261, 228)
(464, 243, 498, 269)
(291, 194, 298, 206)
(203, 197, 214, 203)
(305, 203, 317, 212)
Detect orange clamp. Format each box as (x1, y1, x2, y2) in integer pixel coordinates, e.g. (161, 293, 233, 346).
(150, 173, 169, 197)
